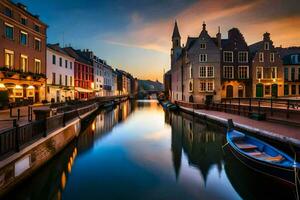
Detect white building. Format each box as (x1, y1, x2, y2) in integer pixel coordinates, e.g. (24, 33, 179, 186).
(103, 62, 114, 96)
(46, 44, 75, 102)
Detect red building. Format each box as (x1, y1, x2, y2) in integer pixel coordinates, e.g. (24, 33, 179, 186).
(63, 47, 94, 99)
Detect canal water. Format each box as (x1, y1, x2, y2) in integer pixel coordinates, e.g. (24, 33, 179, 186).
(4, 100, 297, 200)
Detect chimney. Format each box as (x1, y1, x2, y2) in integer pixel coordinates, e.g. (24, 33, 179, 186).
(216, 26, 221, 49)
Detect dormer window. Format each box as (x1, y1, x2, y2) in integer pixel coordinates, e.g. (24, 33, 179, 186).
(291, 55, 298, 64)
(200, 43, 206, 49)
(264, 42, 269, 50)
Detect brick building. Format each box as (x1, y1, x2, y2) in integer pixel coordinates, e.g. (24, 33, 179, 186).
(221, 28, 251, 98)
(250, 33, 283, 98)
(0, 1, 47, 103)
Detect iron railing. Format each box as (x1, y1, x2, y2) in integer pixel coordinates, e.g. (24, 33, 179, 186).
(0, 103, 98, 160)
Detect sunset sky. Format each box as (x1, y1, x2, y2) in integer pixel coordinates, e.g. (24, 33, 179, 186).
(15, 0, 300, 81)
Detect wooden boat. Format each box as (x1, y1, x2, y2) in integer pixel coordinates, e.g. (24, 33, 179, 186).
(226, 125, 300, 185)
(159, 101, 178, 111)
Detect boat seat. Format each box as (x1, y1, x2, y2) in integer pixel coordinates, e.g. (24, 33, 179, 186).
(265, 155, 284, 162)
(235, 143, 258, 150)
(248, 151, 263, 156)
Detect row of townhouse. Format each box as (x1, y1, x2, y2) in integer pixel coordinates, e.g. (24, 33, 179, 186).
(0, 0, 138, 104)
(167, 21, 300, 104)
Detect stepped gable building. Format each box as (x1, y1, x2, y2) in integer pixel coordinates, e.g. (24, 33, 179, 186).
(63, 47, 94, 99)
(170, 21, 222, 104)
(249, 32, 283, 98)
(46, 44, 75, 102)
(221, 28, 251, 98)
(0, 1, 48, 103)
(182, 22, 221, 104)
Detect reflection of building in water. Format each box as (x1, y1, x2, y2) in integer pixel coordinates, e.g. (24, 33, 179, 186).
(170, 112, 225, 184)
(170, 113, 183, 180)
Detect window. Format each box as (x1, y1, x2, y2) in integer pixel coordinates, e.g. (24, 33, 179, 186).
(199, 81, 214, 92)
(284, 67, 289, 81)
(5, 23, 14, 40)
(4, 7, 12, 17)
(21, 17, 27, 25)
(199, 66, 206, 77)
(65, 60, 68, 68)
(256, 67, 263, 79)
(35, 38, 41, 51)
(264, 42, 269, 50)
(189, 81, 193, 92)
(70, 76, 73, 86)
(65, 75, 68, 86)
(200, 43, 206, 49)
(20, 55, 28, 72)
(200, 81, 206, 92)
(271, 67, 277, 79)
(199, 54, 207, 62)
(34, 59, 41, 74)
(238, 66, 249, 79)
(4, 49, 14, 68)
(59, 74, 62, 85)
(292, 85, 296, 95)
(70, 62, 73, 69)
(207, 66, 214, 77)
(223, 66, 234, 79)
(284, 84, 289, 96)
(207, 82, 214, 92)
(259, 52, 264, 62)
(20, 31, 27, 45)
(52, 73, 56, 84)
(270, 53, 275, 62)
(291, 68, 295, 81)
(223, 51, 233, 62)
(238, 51, 248, 63)
(52, 55, 56, 65)
(265, 85, 271, 95)
(34, 24, 40, 32)
(189, 65, 192, 78)
(59, 58, 62, 67)
(291, 55, 298, 64)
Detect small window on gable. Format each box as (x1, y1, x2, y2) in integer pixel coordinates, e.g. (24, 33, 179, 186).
(200, 43, 206, 49)
(264, 42, 269, 50)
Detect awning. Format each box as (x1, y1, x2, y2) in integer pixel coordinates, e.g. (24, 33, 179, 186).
(75, 87, 93, 93)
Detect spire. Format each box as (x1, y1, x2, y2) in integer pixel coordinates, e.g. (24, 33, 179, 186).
(202, 21, 206, 31)
(172, 20, 181, 39)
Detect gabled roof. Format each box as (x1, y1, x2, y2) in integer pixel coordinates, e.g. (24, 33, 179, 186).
(186, 37, 197, 50)
(63, 47, 92, 66)
(172, 21, 181, 38)
(282, 53, 300, 65)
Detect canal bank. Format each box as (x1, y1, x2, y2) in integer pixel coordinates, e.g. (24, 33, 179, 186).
(0, 96, 129, 197)
(178, 106, 300, 159)
(2, 100, 296, 200)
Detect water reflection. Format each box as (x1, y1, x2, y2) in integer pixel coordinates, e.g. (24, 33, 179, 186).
(3, 100, 297, 200)
(166, 111, 296, 200)
(3, 101, 134, 200)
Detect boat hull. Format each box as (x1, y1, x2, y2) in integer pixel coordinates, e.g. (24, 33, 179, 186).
(228, 144, 297, 185)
